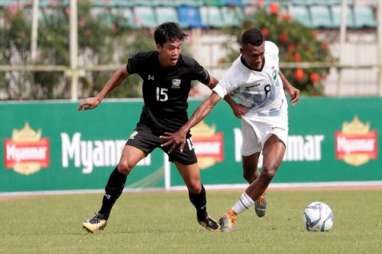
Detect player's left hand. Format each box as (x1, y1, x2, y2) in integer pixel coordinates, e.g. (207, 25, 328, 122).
(287, 85, 300, 105)
(160, 131, 187, 153)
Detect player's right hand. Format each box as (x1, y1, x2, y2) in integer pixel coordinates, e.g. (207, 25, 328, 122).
(78, 97, 101, 111)
(231, 103, 249, 118)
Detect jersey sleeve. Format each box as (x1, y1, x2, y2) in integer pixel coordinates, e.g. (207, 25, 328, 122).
(126, 53, 144, 74)
(189, 59, 210, 85)
(212, 67, 237, 98)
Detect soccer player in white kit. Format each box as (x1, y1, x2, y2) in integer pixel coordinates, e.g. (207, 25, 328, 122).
(161, 28, 300, 232)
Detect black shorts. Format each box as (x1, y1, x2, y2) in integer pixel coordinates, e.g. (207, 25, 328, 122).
(126, 124, 197, 165)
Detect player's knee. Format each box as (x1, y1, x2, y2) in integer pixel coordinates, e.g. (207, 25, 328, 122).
(117, 161, 134, 174)
(261, 166, 277, 181)
(187, 180, 202, 193)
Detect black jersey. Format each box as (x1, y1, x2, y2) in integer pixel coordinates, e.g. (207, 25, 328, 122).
(126, 51, 210, 134)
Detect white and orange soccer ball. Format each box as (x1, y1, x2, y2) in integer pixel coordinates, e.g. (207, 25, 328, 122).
(303, 201, 334, 232)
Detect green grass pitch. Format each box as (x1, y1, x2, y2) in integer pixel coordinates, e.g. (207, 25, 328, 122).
(0, 190, 381, 254)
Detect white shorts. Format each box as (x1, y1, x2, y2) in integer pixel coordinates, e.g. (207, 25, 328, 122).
(241, 118, 288, 156)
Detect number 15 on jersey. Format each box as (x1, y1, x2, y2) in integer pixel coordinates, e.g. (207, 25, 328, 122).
(156, 87, 168, 102)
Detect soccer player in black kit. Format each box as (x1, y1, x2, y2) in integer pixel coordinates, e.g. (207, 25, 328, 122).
(79, 22, 220, 232)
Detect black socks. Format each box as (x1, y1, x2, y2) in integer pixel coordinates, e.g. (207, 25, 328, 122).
(98, 167, 127, 219)
(188, 185, 208, 221)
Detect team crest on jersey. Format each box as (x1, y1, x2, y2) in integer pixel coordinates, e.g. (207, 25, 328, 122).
(148, 75, 154, 80)
(171, 79, 181, 89)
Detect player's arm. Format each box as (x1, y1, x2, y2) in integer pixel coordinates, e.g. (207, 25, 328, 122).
(206, 77, 247, 118)
(223, 94, 249, 118)
(280, 71, 300, 105)
(161, 92, 222, 153)
(78, 66, 129, 111)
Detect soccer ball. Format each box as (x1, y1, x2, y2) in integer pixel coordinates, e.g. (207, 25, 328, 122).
(303, 201, 334, 232)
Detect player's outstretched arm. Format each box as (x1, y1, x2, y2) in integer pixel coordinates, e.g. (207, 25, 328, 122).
(161, 92, 221, 153)
(78, 66, 129, 111)
(280, 71, 300, 105)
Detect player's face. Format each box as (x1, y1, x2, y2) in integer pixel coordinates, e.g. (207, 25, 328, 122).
(157, 39, 183, 67)
(240, 42, 265, 70)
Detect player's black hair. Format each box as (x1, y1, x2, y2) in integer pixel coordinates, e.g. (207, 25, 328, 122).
(240, 28, 264, 46)
(154, 22, 187, 46)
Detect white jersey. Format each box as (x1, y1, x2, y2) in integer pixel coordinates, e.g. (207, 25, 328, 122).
(213, 41, 288, 127)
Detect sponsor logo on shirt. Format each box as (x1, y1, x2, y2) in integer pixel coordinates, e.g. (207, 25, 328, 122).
(148, 74, 154, 81)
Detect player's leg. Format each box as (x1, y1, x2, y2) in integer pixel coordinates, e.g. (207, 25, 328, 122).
(82, 145, 146, 233)
(242, 153, 267, 217)
(241, 119, 267, 217)
(219, 135, 285, 232)
(242, 153, 260, 183)
(245, 135, 285, 201)
(175, 161, 219, 231)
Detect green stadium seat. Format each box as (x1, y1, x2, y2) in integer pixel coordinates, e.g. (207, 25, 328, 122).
(94, 0, 114, 7)
(221, 6, 243, 27)
(109, 0, 136, 7)
(155, 0, 179, 7)
(331, 5, 354, 28)
(200, 6, 223, 28)
(203, 0, 225, 7)
(223, 0, 242, 6)
(310, 5, 335, 29)
(325, 0, 343, 5)
(118, 8, 136, 28)
(292, 0, 316, 5)
(133, 6, 157, 28)
(176, 0, 204, 6)
(353, 5, 376, 28)
(290, 5, 311, 27)
(155, 7, 179, 24)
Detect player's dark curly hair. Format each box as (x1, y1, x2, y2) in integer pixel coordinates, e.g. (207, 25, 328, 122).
(240, 28, 264, 46)
(154, 22, 187, 46)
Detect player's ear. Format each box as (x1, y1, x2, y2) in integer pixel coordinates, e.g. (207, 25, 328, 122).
(240, 47, 243, 54)
(156, 43, 162, 51)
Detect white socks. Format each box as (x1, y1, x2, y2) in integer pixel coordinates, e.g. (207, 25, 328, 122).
(232, 192, 255, 215)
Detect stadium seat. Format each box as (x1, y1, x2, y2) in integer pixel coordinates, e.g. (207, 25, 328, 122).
(203, 0, 225, 7)
(176, 0, 204, 7)
(109, 0, 136, 7)
(133, 6, 157, 28)
(353, 5, 376, 28)
(222, 0, 242, 6)
(292, 0, 316, 5)
(94, 0, 114, 7)
(154, 0, 180, 7)
(118, 8, 136, 28)
(177, 6, 202, 28)
(325, 0, 343, 5)
(200, 6, 223, 28)
(221, 6, 243, 27)
(331, 5, 354, 28)
(310, 5, 335, 29)
(155, 7, 179, 24)
(289, 5, 311, 27)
